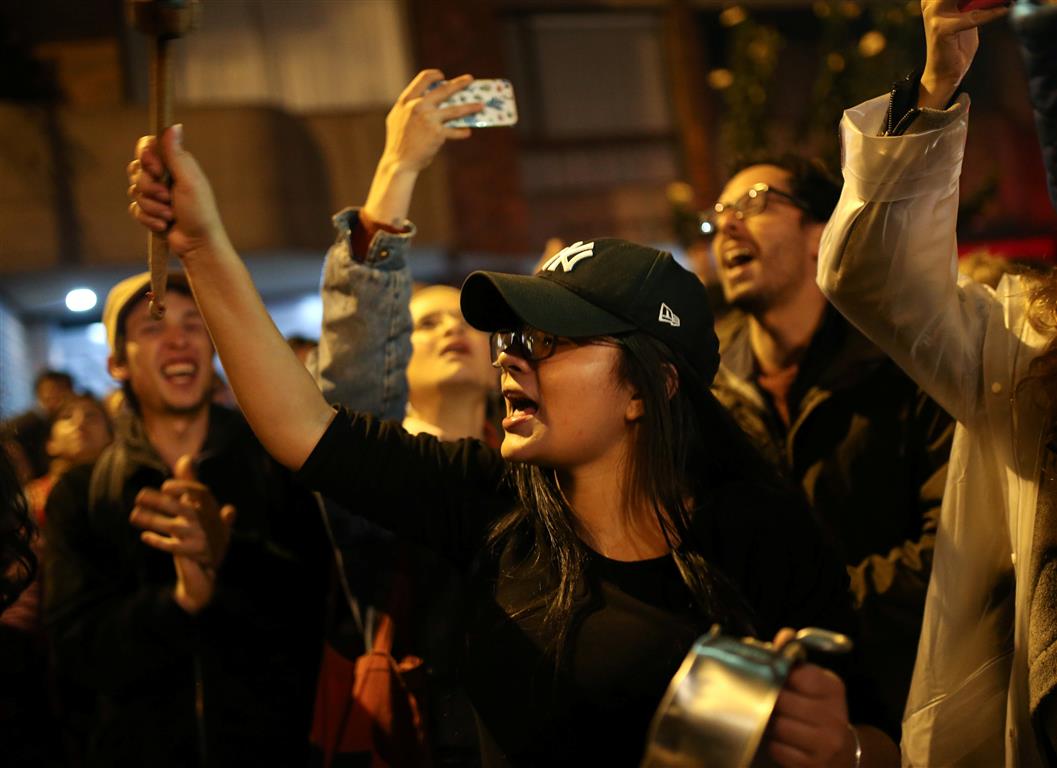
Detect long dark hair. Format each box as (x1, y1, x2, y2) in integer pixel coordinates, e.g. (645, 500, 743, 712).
(0, 446, 37, 612)
(488, 332, 781, 655)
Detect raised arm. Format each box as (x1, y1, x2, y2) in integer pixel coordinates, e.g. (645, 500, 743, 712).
(129, 128, 332, 469)
(363, 69, 479, 228)
(314, 70, 482, 417)
(817, 0, 1008, 424)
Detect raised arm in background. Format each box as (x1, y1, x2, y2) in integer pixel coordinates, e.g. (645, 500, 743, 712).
(314, 71, 482, 417)
(362, 70, 477, 228)
(817, 0, 1009, 424)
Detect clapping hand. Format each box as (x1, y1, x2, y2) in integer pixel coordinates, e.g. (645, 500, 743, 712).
(129, 454, 236, 614)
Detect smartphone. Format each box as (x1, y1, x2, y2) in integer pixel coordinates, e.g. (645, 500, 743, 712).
(432, 78, 518, 128)
(957, 0, 1009, 10)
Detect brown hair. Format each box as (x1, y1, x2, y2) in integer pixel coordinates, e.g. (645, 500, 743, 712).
(1022, 269, 1057, 437)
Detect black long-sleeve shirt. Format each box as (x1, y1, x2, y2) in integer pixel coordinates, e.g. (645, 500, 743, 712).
(298, 407, 869, 767)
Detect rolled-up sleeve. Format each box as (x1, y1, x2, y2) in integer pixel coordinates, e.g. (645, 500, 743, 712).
(818, 94, 994, 425)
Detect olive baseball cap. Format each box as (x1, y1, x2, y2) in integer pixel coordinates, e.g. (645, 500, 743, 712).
(102, 271, 190, 356)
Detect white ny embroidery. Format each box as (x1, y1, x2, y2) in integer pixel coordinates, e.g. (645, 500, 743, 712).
(541, 241, 595, 272)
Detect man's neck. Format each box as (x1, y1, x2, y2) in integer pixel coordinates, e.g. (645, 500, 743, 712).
(406, 387, 487, 441)
(142, 406, 210, 471)
(747, 284, 827, 375)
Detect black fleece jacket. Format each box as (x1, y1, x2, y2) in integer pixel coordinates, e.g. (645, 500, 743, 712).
(44, 405, 328, 768)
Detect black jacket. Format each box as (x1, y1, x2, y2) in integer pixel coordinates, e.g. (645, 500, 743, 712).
(711, 307, 954, 736)
(1012, 3, 1057, 213)
(44, 405, 328, 767)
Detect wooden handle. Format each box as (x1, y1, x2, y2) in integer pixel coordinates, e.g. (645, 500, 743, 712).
(148, 35, 172, 319)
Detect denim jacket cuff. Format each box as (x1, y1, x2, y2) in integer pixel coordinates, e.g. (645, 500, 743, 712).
(330, 207, 417, 269)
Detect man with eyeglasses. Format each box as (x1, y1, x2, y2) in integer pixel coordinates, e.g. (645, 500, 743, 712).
(705, 155, 954, 739)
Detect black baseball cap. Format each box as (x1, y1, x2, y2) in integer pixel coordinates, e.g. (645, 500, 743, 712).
(460, 238, 721, 384)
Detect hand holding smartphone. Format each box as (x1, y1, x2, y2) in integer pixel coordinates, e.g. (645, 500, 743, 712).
(429, 79, 518, 128)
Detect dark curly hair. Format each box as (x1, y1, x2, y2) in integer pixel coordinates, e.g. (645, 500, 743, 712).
(725, 153, 841, 224)
(0, 446, 37, 612)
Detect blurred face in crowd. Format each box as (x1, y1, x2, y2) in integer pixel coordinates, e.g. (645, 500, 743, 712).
(47, 396, 112, 467)
(36, 377, 74, 418)
(713, 164, 822, 314)
(496, 334, 641, 468)
(108, 291, 215, 418)
(407, 286, 495, 399)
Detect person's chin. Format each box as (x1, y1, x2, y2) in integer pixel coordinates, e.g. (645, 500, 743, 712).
(726, 285, 765, 312)
(500, 432, 540, 462)
(162, 393, 211, 416)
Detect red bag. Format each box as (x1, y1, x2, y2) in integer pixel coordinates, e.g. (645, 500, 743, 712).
(310, 496, 431, 768)
(310, 606, 430, 768)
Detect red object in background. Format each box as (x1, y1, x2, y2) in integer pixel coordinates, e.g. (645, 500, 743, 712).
(959, 235, 1057, 263)
(957, 0, 1009, 10)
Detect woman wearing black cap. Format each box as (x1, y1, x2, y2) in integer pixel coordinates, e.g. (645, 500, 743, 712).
(127, 127, 896, 767)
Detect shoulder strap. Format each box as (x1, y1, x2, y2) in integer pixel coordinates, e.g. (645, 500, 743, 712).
(314, 491, 368, 643)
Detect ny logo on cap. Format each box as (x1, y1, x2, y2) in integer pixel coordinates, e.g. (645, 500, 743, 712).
(658, 303, 681, 327)
(541, 241, 595, 273)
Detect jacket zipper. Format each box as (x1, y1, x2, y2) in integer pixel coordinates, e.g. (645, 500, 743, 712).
(886, 77, 921, 137)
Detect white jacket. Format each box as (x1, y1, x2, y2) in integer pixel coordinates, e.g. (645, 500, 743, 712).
(818, 93, 1050, 767)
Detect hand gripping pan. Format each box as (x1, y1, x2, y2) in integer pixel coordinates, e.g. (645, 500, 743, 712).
(641, 626, 852, 768)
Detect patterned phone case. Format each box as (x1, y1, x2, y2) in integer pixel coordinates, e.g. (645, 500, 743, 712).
(433, 79, 518, 128)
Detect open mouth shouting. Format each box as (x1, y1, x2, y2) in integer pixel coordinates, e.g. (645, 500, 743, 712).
(722, 246, 755, 271)
(502, 386, 539, 432)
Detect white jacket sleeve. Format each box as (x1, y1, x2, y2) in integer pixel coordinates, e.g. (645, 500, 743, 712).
(818, 93, 996, 425)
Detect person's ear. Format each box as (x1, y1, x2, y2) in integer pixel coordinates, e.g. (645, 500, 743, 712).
(107, 354, 129, 383)
(625, 395, 645, 422)
(624, 365, 679, 422)
(663, 364, 680, 400)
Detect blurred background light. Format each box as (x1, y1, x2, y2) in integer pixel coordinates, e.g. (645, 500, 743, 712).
(65, 288, 97, 312)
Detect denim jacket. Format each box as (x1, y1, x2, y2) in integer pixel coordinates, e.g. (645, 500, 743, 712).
(312, 208, 414, 420)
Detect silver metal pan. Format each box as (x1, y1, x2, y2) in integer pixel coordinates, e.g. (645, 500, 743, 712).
(641, 626, 852, 768)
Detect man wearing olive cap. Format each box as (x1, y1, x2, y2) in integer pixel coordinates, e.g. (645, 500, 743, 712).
(43, 272, 330, 766)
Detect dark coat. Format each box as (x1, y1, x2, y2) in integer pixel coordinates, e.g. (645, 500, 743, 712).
(711, 307, 954, 736)
(44, 405, 328, 767)
(1013, 3, 1057, 213)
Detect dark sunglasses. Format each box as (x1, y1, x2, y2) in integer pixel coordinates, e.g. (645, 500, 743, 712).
(489, 326, 559, 367)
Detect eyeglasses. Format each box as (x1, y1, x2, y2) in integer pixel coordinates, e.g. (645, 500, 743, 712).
(697, 183, 809, 236)
(489, 326, 559, 367)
